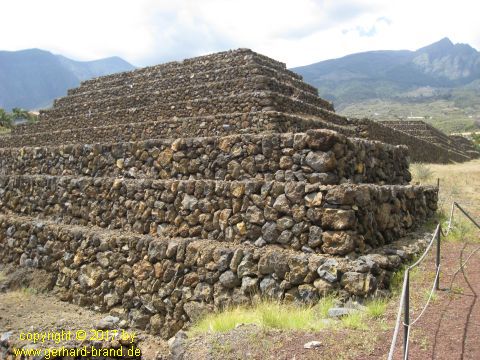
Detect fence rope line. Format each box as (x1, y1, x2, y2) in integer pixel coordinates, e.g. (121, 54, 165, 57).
(409, 224, 440, 269)
(388, 274, 409, 360)
(387, 224, 439, 360)
(445, 201, 455, 236)
(447, 246, 480, 279)
(388, 201, 480, 360)
(444, 201, 480, 280)
(409, 265, 440, 327)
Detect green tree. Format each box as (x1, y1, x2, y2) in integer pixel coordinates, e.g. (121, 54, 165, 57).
(0, 108, 13, 129)
(11, 107, 38, 124)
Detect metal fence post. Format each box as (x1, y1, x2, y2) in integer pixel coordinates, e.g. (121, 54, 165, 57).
(435, 226, 441, 290)
(454, 202, 480, 230)
(403, 269, 410, 360)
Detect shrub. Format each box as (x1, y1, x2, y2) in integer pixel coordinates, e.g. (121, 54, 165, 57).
(411, 163, 434, 182)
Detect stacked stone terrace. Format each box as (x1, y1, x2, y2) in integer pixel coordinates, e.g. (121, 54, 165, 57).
(0, 49, 438, 338)
(6, 49, 358, 147)
(378, 120, 479, 162)
(449, 134, 480, 159)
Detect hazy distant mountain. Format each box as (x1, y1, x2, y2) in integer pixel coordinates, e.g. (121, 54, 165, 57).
(0, 48, 135, 110)
(292, 38, 480, 107)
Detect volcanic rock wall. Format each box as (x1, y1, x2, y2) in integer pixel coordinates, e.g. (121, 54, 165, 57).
(0, 214, 433, 339)
(0, 130, 410, 184)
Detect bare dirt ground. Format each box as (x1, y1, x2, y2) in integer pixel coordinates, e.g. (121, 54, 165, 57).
(0, 269, 170, 359)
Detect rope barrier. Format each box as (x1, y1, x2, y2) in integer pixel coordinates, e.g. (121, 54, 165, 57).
(445, 201, 455, 236)
(444, 201, 480, 279)
(387, 224, 440, 360)
(388, 274, 409, 360)
(447, 246, 480, 278)
(409, 265, 440, 326)
(408, 224, 440, 270)
(387, 201, 479, 360)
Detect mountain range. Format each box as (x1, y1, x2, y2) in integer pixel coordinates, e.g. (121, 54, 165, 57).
(0, 49, 134, 111)
(292, 38, 480, 133)
(293, 38, 480, 106)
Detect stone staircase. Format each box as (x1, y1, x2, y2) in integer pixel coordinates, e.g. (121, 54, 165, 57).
(378, 120, 479, 161)
(0, 49, 438, 338)
(449, 134, 480, 159)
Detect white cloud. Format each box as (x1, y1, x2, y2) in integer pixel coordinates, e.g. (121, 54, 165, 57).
(0, 0, 479, 67)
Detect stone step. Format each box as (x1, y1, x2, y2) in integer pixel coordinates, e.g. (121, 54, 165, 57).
(0, 129, 411, 185)
(449, 135, 477, 148)
(388, 130, 471, 159)
(71, 49, 311, 96)
(0, 175, 438, 252)
(449, 135, 480, 155)
(416, 135, 469, 154)
(21, 92, 272, 135)
(356, 119, 472, 164)
(387, 127, 458, 148)
(0, 213, 425, 337)
(378, 120, 471, 158)
(24, 91, 349, 136)
(58, 63, 320, 108)
(43, 75, 332, 121)
(12, 108, 359, 139)
(393, 129, 467, 152)
(3, 112, 357, 148)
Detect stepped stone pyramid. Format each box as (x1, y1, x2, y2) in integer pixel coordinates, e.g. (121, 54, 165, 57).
(0, 49, 438, 338)
(379, 120, 480, 162)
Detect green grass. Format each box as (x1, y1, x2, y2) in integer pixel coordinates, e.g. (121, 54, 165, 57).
(190, 306, 259, 334)
(364, 299, 388, 319)
(341, 311, 368, 330)
(390, 264, 421, 294)
(211, 339, 234, 355)
(21, 287, 38, 295)
(446, 217, 480, 243)
(313, 294, 337, 318)
(189, 297, 374, 335)
(258, 302, 319, 330)
(424, 208, 448, 232)
(450, 286, 464, 295)
(423, 289, 439, 304)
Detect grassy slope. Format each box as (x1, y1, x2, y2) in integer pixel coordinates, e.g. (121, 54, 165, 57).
(411, 159, 480, 219)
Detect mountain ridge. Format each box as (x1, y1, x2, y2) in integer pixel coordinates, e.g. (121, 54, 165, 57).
(292, 38, 480, 105)
(292, 38, 480, 133)
(0, 48, 135, 110)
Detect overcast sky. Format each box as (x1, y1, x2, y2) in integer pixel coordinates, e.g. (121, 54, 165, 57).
(1, 0, 479, 68)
